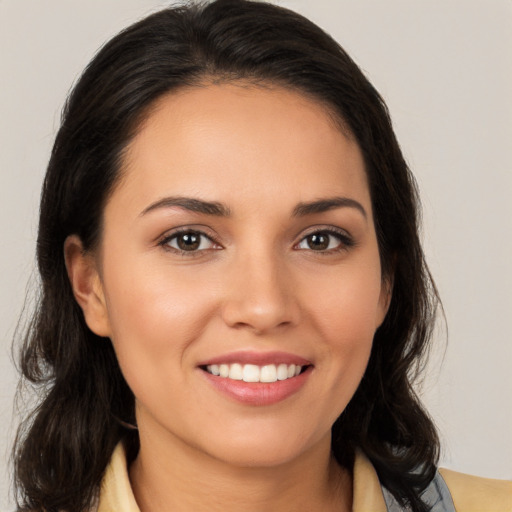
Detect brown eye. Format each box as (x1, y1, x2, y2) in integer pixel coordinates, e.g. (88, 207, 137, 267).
(165, 231, 216, 252)
(176, 232, 200, 251)
(306, 233, 330, 250)
(296, 229, 352, 252)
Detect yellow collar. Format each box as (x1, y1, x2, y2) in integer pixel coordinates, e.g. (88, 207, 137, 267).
(97, 443, 387, 511)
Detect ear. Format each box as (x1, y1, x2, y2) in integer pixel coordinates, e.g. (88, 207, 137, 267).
(64, 235, 111, 337)
(375, 273, 393, 330)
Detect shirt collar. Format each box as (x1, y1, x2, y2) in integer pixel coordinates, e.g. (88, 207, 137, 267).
(97, 442, 387, 511)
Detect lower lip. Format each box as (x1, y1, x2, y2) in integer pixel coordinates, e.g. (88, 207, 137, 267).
(201, 367, 312, 406)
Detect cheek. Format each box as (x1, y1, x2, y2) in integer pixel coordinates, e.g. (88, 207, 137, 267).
(303, 264, 383, 389)
(105, 254, 215, 333)
(101, 259, 218, 388)
(308, 263, 383, 342)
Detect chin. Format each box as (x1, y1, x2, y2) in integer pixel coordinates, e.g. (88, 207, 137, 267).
(197, 425, 330, 469)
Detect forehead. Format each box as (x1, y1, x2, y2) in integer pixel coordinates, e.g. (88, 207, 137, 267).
(114, 83, 371, 217)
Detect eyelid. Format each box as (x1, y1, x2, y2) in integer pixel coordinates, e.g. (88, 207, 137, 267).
(294, 225, 355, 252)
(155, 224, 354, 255)
(157, 226, 222, 254)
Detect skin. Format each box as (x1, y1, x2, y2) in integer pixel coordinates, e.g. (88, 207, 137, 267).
(66, 83, 391, 511)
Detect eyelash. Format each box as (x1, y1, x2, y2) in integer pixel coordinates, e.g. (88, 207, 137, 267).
(158, 228, 221, 256)
(294, 227, 354, 254)
(158, 227, 354, 256)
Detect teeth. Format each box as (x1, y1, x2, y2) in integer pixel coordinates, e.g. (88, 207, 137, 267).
(206, 363, 303, 382)
(276, 363, 288, 380)
(228, 363, 243, 380)
(260, 364, 277, 383)
(242, 364, 260, 382)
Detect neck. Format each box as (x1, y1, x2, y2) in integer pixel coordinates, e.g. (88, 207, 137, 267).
(129, 423, 352, 512)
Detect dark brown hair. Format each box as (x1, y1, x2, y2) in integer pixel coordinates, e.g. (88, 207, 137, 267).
(13, 1, 440, 511)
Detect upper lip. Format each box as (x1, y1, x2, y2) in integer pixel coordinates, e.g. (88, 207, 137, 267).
(197, 350, 312, 367)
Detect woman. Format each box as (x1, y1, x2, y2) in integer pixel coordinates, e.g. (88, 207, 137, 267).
(12, 1, 511, 511)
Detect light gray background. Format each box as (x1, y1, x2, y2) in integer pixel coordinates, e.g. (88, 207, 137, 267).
(1, 0, 511, 509)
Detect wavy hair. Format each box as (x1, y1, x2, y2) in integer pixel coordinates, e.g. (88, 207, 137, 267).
(13, 1, 440, 510)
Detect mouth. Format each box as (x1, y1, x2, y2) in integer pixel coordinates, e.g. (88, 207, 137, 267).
(198, 352, 313, 405)
(201, 363, 308, 383)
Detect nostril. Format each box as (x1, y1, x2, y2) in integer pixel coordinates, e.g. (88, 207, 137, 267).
(221, 300, 300, 334)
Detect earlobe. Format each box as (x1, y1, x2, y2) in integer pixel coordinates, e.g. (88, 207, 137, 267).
(64, 235, 111, 337)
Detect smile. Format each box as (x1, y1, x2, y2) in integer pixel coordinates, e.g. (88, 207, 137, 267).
(205, 363, 303, 382)
(198, 351, 313, 405)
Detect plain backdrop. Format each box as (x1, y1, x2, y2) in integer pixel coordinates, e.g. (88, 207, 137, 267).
(1, 0, 511, 509)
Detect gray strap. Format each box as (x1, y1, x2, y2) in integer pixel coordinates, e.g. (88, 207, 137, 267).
(382, 471, 456, 512)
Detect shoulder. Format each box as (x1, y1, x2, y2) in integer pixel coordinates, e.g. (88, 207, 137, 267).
(440, 467, 512, 512)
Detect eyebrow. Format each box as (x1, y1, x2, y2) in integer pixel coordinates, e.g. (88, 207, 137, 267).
(140, 196, 231, 217)
(292, 197, 367, 219)
(140, 195, 367, 219)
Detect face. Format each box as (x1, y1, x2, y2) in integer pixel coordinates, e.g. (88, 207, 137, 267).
(72, 84, 390, 468)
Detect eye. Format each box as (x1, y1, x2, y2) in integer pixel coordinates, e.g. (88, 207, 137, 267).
(162, 230, 218, 253)
(296, 229, 352, 252)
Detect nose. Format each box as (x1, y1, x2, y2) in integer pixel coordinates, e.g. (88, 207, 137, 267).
(221, 251, 300, 334)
